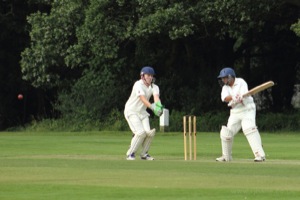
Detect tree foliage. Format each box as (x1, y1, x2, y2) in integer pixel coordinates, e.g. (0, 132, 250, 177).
(0, 0, 48, 129)
(21, 0, 87, 88)
(291, 19, 300, 37)
(19, 0, 300, 122)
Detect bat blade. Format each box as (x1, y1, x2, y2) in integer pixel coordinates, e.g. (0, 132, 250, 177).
(243, 81, 275, 97)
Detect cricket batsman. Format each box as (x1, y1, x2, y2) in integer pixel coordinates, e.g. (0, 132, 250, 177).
(216, 67, 266, 162)
(124, 66, 163, 160)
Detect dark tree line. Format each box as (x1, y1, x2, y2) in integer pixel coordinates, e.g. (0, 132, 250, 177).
(0, 0, 299, 130)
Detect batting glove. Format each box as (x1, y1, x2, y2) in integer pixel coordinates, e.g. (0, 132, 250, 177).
(155, 101, 163, 109)
(150, 103, 156, 111)
(232, 94, 243, 104)
(236, 94, 243, 103)
(154, 108, 163, 117)
(150, 102, 164, 117)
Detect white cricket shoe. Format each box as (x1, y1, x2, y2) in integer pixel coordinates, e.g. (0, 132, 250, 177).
(254, 156, 265, 162)
(216, 155, 232, 162)
(141, 154, 155, 160)
(126, 153, 135, 160)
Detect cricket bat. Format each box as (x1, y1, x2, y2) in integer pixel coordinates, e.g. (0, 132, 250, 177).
(243, 81, 275, 97)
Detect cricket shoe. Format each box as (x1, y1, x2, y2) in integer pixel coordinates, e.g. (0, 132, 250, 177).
(141, 154, 155, 160)
(126, 153, 135, 160)
(254, 156, 265, 162)
(216, 155, 232, 162)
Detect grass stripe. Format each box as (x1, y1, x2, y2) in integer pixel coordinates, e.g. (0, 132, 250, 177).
(0, 131, 299, 199)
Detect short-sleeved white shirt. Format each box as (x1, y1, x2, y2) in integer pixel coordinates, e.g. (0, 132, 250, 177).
(221, 78, 254, 110)
(124, 79, 160, 116)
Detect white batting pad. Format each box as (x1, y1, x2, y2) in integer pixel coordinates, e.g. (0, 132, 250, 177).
(220, 126, 233, 140)
(146, 128, 156, 137)
(140, 137, 153, 157)
(244, 128, 265, 158)
(126, 132, 146, 156)
(220, 126, 233, 161)
(140, 129, 156, 157)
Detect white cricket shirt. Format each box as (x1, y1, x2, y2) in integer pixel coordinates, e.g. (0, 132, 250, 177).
(221, 78, 254, 111)
(124, 79, 160, 116)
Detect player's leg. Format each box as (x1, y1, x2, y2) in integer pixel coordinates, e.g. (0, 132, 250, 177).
(216, 114, 241, 162)
(242, 110, 266, 162)
(140, 129, 156, 160)
(125, 114, 147, 160)
(140, 117, 155, 160)
(216, 126, 234, 161)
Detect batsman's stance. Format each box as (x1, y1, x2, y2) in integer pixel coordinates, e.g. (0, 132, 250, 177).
(216, 67, 266, 162)
(124, 66, 164, 160)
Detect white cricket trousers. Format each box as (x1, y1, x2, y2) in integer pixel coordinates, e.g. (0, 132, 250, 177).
(227, 106, 265, 158)
(124, 113, 154, 157)
(125, 113, 150, 135)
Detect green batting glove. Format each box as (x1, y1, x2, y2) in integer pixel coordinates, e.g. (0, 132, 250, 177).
(150, 103, 156, 111)
(155, 101, 163, 109)
(151, 101, 164, 117)
(153, 107, 163, 117)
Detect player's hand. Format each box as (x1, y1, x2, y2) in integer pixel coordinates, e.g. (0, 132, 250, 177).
(228, 94, 243, 107)
(154, 108, 163, 117)
(232, 94, 243, 104)
(155, 101, 163, 109)
(151, 101, 164, 117)
(235, 94, 243, 103)
(150, 103, 156, 111)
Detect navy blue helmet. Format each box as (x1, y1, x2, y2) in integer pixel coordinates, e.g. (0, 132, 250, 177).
(217, 67, 236, 78)
(140, 66, 155, 75)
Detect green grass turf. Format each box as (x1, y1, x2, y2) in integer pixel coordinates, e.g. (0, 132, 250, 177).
(0, 131, 299, 199)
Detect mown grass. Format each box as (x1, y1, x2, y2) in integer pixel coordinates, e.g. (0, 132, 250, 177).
(0, 131, 299, 200)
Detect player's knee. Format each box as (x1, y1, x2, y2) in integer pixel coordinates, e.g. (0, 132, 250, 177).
(220, 126, 233, 141)
(243, 126, 258, 136)
(146, 128, 156, 137)
(134, 130, 147, 138)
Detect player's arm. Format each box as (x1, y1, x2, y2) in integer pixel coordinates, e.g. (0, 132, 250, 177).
(140, 94, 162, 109)
(223, 96, 233, 103)
(221, 88, 233, 103)
(140, 94, 163, 116)
(152, 85, 162, 104)
(153, 94, 160, 103)
(139, 95, 152, 108)
(222, 91, 242, 106)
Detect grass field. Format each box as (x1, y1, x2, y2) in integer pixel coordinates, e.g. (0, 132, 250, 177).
(0, 131, 299, 200)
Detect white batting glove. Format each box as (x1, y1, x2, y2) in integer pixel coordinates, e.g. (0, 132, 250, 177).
(234, 94, 243, 103)
(229, 94, 243, 107)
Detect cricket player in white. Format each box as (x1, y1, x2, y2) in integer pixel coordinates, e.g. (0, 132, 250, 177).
(124, 66, 163, 160)
(216, 67, 266, 162)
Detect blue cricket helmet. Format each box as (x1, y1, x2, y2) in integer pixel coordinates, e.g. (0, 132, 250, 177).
(140, 66, 155, 75)
(217, 67, 236, 78)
